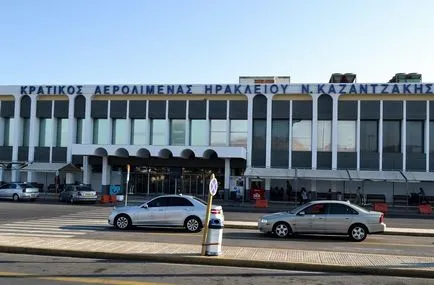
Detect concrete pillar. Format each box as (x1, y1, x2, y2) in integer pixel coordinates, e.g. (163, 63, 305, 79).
(265, 95, 273, 168)
(126, 100, 131, 145)
(107, 101, 113, 145)
(66, 173, 74, 184)
(83, 96, 92, 144)
(379, 100, 383, 170)
(246, 96, 254, 168)
(165, 100, 170, 145)
(224, 158, 230, 200)
(265, 178, 271, 200)
(311, 95, 319, 170)
(11, 96, 22, 181)
(425, 100, 430, 172)
(288, 100, 293, 169)
(331, 96, 338, 170)
(205, 99, 210, 146)
(27, 95, 38, 182)
(101, 156, 111, 195)
(83, 156, 91, 185)
(402, 101, 406, 171)
(356, 100, 361, 170)
(185, 100, 190, 145)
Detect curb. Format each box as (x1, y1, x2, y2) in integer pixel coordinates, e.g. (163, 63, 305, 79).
(224, 224, 434, 237)
(0, 245, 433, 279)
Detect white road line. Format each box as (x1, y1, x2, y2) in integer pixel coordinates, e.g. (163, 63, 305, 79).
(0, 229, 88, 234)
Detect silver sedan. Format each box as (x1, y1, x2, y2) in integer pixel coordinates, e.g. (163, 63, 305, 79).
(0, 182, 39, 201)
(258, 200, 386, 242)
(108, 194, 224, 232)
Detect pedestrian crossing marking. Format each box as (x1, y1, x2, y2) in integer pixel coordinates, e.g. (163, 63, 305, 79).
(0, 208, 112, 239)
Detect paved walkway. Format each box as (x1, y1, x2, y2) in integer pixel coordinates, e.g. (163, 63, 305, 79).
(0, 234, 433, 278)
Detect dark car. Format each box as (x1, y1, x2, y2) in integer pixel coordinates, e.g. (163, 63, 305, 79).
(59, 185, 98, 204)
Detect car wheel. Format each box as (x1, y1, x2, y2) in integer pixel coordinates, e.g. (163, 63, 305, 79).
(12, 194, 20, 202)
(349, 224, 368, 242)
(273, 222, 292, 238)
(114, 214, 131, 230)
(184, 216, 202, 233)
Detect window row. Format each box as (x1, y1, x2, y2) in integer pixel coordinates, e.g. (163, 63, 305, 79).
(92, 119, 248, 147)
(272, 119, 430, 153)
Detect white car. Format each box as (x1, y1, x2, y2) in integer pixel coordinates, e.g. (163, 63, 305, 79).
(0, 182, 40, 201)
(108, 194, 224, 232)
(258, 200, 386, 242)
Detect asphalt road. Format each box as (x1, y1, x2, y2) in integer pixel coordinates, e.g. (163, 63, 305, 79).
(0, 253, 433, 285)
(1, 202, 433, 258)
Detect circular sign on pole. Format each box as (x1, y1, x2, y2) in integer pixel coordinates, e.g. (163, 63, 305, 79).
(209, 175, 218, 196)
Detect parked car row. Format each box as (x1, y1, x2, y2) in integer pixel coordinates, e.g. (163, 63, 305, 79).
(0, 182, 98, 204)
(107, 195, 386, 242)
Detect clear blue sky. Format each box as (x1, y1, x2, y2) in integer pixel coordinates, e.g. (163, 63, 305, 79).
(1, 0, 433, 85)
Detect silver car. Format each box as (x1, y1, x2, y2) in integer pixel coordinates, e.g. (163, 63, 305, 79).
(0, 182, 39, 201)
(108, 194, 224, 232)
(59, 185, 98, 204)
(258, 200, 386, 242)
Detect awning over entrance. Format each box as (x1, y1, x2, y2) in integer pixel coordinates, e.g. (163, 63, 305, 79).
(347, 170, 406, 182)
(21, 163, 81, 173)
(294, 169, 350, 181)
(401, 171, 434, 182)
(243, 167, 296, 179)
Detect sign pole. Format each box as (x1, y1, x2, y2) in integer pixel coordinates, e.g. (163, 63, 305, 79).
(201, 173, 218, 256)
(125, 164, 130, 206)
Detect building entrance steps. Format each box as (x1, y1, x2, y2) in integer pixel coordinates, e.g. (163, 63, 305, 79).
(0, 235, 433, 278)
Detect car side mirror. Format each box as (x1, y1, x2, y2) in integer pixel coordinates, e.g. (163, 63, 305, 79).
(142, 204, 148, 209)
(298, 211, 305, 216)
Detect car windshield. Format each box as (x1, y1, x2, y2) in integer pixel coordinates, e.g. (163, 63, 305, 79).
(288, 202, 313, 214)
(77, 187, 93, 192)
(193, 197, 207, 205)
(348, 203, 369, 213)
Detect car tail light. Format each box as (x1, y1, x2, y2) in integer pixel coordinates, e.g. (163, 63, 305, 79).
(379, 214, 384, 223)
(211, 209, 221, 215)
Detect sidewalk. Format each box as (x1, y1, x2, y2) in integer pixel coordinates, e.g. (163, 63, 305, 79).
(0, 235, 433, 278)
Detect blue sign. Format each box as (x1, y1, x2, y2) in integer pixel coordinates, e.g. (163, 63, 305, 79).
(109, 185, 121, 195)
(19, 83, 434, 96)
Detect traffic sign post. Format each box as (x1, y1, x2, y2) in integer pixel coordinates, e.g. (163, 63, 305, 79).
(125, 164, 130, 206)
(201, 173, 218, 256)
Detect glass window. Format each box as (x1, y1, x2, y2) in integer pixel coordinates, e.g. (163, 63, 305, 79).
(303, 203, 327, 215)
(112, 119, 129, 145)
(292, 120, 311, 151)
(170, 119, 186, 145)
(211, 120, 227, 146)
(56, 119, 69, 147)
(230, 120, 247, 146)
(383, 120, 401, 153)
(22, 119, 30, 147)
(191, 120, 207, 146)
(131, 119, 147, 145)
(329, 204, 358, 215)
(317, 120, 332, 152)
(147, 197, 170, 207)
(93, 119, 110, 144)
(406, 121, 424, 153)
(168, 197, 194, 206)
(338, 121, 356, 152)
(39, 118, 53, 147)
(430, 122, 434, 153)
(3, 118, 14, 146)
(151, 119, 166, 145)
(360, 120, 378, 152)
(76, 119, 83, 144)
(271, 120, 289, 167)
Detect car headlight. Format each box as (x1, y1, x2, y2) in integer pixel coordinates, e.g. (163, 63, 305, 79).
(259, 218, 268, 224)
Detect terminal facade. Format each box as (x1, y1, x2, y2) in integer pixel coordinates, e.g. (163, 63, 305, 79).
(0, 73, 433, 204)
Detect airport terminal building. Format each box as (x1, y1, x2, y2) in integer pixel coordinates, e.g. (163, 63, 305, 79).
(0, 74, 433, 204)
